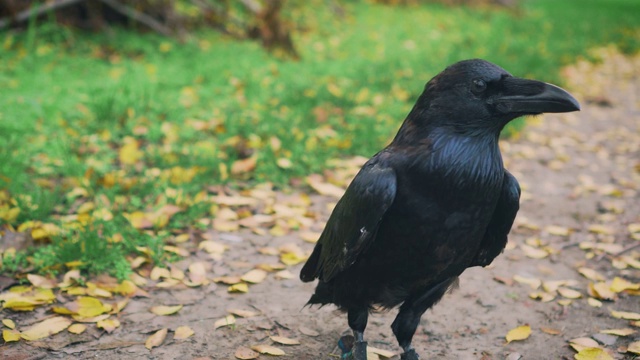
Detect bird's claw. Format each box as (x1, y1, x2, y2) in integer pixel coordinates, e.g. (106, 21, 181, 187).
(338, 335, 367, 360)
(400, 348, 420, 360)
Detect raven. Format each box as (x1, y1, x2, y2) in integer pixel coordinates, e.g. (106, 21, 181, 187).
(300, 59, 580, 360)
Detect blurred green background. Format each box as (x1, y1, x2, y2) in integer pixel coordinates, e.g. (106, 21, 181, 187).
(0, 0, 638, 277)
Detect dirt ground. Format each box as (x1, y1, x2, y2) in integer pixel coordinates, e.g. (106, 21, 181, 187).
(2, 50, 639, 360)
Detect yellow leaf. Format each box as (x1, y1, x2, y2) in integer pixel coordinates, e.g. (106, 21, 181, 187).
(600, 328, 636, 336)
(574, 347, 613, 360)
(367, 346, 396, 358)
(150, 305, 183, 316)
(241, 269, 268, 284)
(569, 337, 601, 352)
(119, 137, 143, 165)
(545, 225, 572, 236)
(610, 310, 640, 320)
(214, 315, 236, 329)
(199, 241, 227, 255)
(505, 325, 531, 343)
(3, 329, 21, 342)
(71, 314, 110, 323)
(558, 287, 582, 299)
(21, 316, 72, 341)
(577, 268, 605, 282)
(145, 328, 168, 350)
(163, 245, 190, 257)
(587, 298, 603, 308)
(280, 252, 307, 266)
(270, 336, 300, 345)
(75, 296, 110, 317)
(628, 341, 640, 355)
(174, 325, 194, 340)
(275, 270, 295, 280)
(235, 346, 260, 359)
(150, 267, 171, 281)
(251, 344, 285, 356)
(68, 324, 87, 334)
(97, 318, 120, 333)
(228, 283, 249, 293)
(628, 223, 640, 234)
(299, 231, 320, 243)
(520, 244, 548, 259)
(589, 282, 617, 301)
(513, 275, 541, 289)
(610, 277, 639, 293)
(2, 319, 16, 329)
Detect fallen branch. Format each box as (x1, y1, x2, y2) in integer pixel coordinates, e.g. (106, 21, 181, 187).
(98, 0, 173, 36)
(0, 0, 84, 30)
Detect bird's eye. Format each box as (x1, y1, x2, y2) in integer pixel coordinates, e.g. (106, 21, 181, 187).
(471, 79, 487, 94)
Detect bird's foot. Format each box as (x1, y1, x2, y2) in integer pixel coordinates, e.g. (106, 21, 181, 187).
(338, 335, 367, 360)
(400, 348, 420, 360)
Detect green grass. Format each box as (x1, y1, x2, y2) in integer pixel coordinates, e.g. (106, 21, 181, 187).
(0, 0, 638, 279)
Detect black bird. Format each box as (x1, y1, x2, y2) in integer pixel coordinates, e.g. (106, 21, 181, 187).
(300, 59, 580, 360)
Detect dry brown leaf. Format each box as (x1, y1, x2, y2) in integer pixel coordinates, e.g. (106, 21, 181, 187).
(274, 270, 295, 280)
(214, 315, 236, 329)
(174, 325, 195, 340)
(270, 336, 300, 345)
(231, 156, 257, 175)
(299, 231, 321, 243)
(150, 305, 183, 316)
(569, 337, 601, 352)
(228, 309, 259, 318)
(21, 316, 72, 341)
(150, 267, 171, 281)
(513, 275, 541, 289)
(493, 276, 514, 286)
(145, 328, 168, 350)
(212, 195, 258, 207)
(600, 328, 636, 336)
(27, 274, 57, 289)
(214, 276, 242, 285)
(67, 324, 87, 334)
(235, 346, 260, 359)
(299, 326, 320, 337)
(241, 269, 268, 284)
(251, 344, 285, 356)
(505, 325, 531, 343)
(367, 346, 396, 358)
(610, 310, 640, 320)
(199, 241, 227, 255)
(529, 291, 555, 302)
(306, 175, 345, 198)
(540, 327, 561, 335)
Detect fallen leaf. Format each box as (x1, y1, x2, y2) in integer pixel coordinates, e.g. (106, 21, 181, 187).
(545, 225, 572, 236)
(299, 326, 320, 337)
(587, 224, 616, 235)
(513, 275, 541, 289)
(97, 318, 120, 333)
(299, 231, 321, 243)
(274, 270, 295, 280)
(569, 337, 601, 352)
(540, 327, 561, 335)
(270, 336, 300, 345)
(150, 305, 183, 316)
(558, 287, 582, 299)
(27, 274, 57, 289)
(520, 244, 548, 259)
(3, 329, 21, 342)
(628, 341, 640, 355)
(587, 298, 603, 308)
(251, 344, 285, 356)
(214, 315, 236, 329)
(610, 310, 640, 320)
(2, 319, 16, 329)
(578, 268, 606, 282)
(241, 269, 268, 284)
(231, 156, 257, 175)
(227, 309, 259, 318)
(306, 175, 345, 198)
(610, 277, 639, 293)
(67, 324, 87, 334)
(589, 282, 617, 301)
(574, 347, 613, 360)
(214, 276, 242, 285)
(228, 283, 249, 293)
(145, 328, 168, 350)
(235, 346, 260, 359)
(506, 325, 531, 343)
(21, 317, 72, 341)
(174, 325, 194, 340)
(367, 346, 396, 358)
(600, 328, 636, 336)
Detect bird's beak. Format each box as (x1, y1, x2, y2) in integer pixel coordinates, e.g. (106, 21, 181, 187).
(493, 77, 580, 115)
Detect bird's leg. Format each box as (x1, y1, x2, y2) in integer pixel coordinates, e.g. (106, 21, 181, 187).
(391, 277, 457, 360)
(339, 308, 369, 360)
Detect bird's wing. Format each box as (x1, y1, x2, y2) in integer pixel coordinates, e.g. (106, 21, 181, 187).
(471, 170, 521, 267)
(300, 161, 397, 282)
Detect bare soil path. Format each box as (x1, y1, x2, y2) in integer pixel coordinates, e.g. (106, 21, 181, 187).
(2, 49, 639, 360)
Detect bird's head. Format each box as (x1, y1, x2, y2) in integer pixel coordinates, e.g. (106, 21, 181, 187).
(408, 59, 580, 134)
